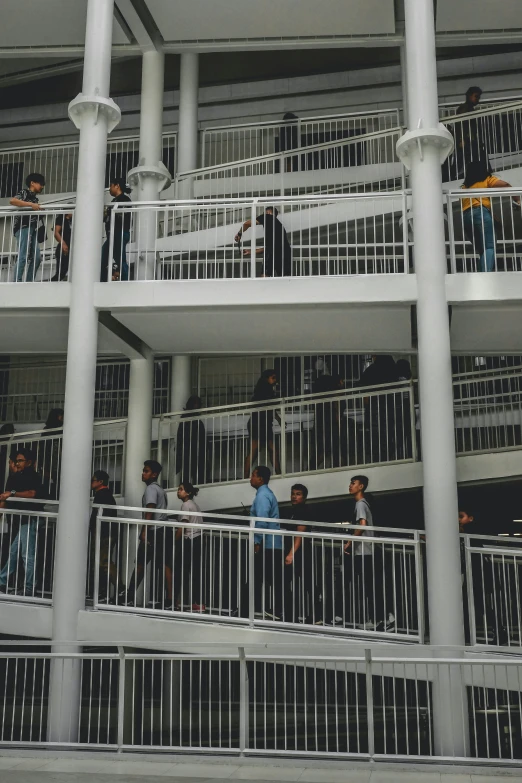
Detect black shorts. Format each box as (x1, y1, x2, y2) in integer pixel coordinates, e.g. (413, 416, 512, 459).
(248, 411, 273, 444)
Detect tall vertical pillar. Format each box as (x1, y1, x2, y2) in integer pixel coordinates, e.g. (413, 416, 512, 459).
(128, 48, 171, 280)
(170, 355, 192, 413)
(124, 350, 154, 508)
(48, 0, 121, 742)
(176, 53, 199, 200)
(396, 0, 469, 758)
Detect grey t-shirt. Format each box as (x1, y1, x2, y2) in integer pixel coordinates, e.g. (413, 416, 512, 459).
(142, 481, 168, 522)
(353, 498, 373, 556)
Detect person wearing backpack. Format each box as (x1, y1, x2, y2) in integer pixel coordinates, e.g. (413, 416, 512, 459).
(342, 475, 394, 632)
(9, 173, 46, 282)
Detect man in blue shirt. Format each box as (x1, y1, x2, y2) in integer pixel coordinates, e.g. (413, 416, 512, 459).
(250, 466, 283, 620)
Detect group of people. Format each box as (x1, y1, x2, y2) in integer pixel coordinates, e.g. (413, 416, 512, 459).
(9, 175, 131, 283)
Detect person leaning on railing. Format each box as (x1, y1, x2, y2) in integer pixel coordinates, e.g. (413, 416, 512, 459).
(9, 173, 45, 283)
(461, 160, 520, 272)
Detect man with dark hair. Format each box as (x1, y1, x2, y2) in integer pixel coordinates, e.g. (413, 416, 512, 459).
(0, 448, 43, 596)
(281, 483, 322, 624)
(453, 87, 485, 178)
(10, 173, 46, 282)
(342, 475, 390, 631)
(250, 466, 283, 619)
(235, 206, 292, 277)
(456, 86, 483, 115)
(89, 470, 125, 604)
(124, 460, 170, 608)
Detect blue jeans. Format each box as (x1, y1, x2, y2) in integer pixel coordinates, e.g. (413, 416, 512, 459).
(463, 206, 496, 272)
(0, 517, 39, 592)
(15, 225, 41, 282)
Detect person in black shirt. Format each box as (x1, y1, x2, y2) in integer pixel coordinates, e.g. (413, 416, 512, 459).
(359, 355, 400, 462)
(0, 448, 43, 596)
(89, 470, 124, 603)
(279, 112, 299, 172)
(100, 178, 132, 282)
(244, 369, 281, 479)
(52, 213, 73, 281)
(235, 207, 292, 277)
(10, 173, 46, 283)
(281, 484, 322, 624)
(456, 86, 482, 116)
(175, 396, 208, 485)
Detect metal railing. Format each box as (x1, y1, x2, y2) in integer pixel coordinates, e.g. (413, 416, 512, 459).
(110, 192, 409, 281)
(463, 532, 522, 648)
(91, 504, 423, 642)
(0, 502, 57, 603)
(201, 109, 401, 168)
(1, 642, 522, 762)
(0, 206, 75, 282)
(0, 133, 177, 198)
(445, 188, 522, 273)
(439, 95, 522, 119)
(0, 357, 170, 424)
(442, 100, 522, 183)
(155, 382, 416, 489)
(453, 368, 522, 455)
(175, 127, 404, 201)
(1, 420, 126, 499)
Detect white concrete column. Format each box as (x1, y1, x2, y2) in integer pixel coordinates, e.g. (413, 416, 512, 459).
(399, 0, 469, 758)
(399, 43, 408, 128)
(47, 0, 120, 743)
(170, 355, 192, 413)
(177, 53, 199, 173)
(129, 48, 171, 280)
(124, 351, 154, 508)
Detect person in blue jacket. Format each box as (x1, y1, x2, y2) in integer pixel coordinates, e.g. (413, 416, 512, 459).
(250, 465, 283, 620)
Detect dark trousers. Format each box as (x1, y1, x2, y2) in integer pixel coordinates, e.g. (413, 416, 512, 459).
(283, 539, 323, 623)
(255, 548, 283, 617)
(127, 527, 172, 603)
(52, 246, 70, 281)
(343, 551, 385, 625)
(174, 536, 204, 606)
(100, 231, 130, 281)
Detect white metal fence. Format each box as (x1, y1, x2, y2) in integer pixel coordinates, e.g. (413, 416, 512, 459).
(0, 133, 177, 198)
(91, 505, 423, 642)
(0, 643, 521, 762)
(442, 101, 522, 183)
(201, 109, 401, 168)
(176, 128, 404, 202)
(0, 206, 76, 282)
(110, 192, 409, 281)
(445, 188, 522, 273)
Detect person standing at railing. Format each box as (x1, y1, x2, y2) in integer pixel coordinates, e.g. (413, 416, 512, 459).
(89, 470, 126, 605)
(51, 212, 73, 282)
(359, 355, 400, 462)
(124, 460, 171, 609)
(173, 482, 205, 612)
(461, 160, 519, 272)
(279, 112, 299, 173)
(0, 448, 44, 597)
(310, 373, 344, 471)
(235, 207, 292, 278)
(281, 483, 322, 625)
(175, 396, 207, 486)
(451, 87, 486, 179)
(9, 173, 46, 283)
(250, 465, 283, 621)
(243, 369, 281, 479)
(40, 408, 64, 499)
(100, 178, 131, 282)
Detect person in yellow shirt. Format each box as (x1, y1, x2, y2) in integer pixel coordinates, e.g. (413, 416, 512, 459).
(461, 160, 517, 272)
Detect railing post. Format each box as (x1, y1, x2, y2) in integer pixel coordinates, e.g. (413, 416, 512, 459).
(107, 204, 116, 282)
(117, 646, 126, 752)
(250, 200, 257, 278)
(365, 649, 375, 759)
(93, 506, 102, 608)
(446, 192, 457, 274)
(238, 646, 249, 755)
(401, 190, 409, 273)
(413, 531, 425, 643)
(248, 519, 255, 627)
(464, 535, 477, 646)
(279, 401, 286, 476)
(409, 381, 418, 463)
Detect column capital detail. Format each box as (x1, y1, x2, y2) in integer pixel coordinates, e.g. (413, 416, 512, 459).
(396, 124, 454, 170)
(127, 162, 172, 192)
(68, 93, 121, 132)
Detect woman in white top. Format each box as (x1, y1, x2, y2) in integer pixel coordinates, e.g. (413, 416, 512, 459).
(175, 482, 205, 612)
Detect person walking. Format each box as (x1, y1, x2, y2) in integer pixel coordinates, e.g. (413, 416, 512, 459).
(100, 178, 132, 281)
(174, 481, 205, 612)
(10, 173, 46, 282)
(89, 470, 126, 604)
(52, 212, 73, 281)
(124, 460, 171, 608)
(0, 448, 44, 596)
(250, 465, 283, 620)
(235, 206, 292, 277)
(175, 396, 207, 485)
(244, 369, 280, 479)
(461, 160, 518, 272)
